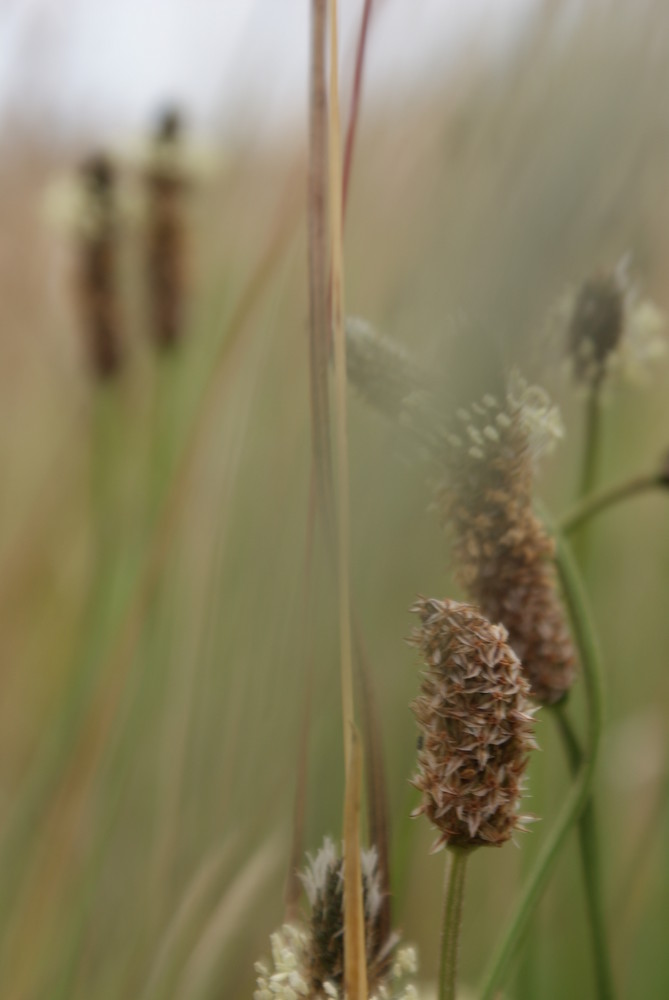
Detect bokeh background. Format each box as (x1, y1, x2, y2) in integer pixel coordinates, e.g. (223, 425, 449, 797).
(1, 1, 669, 997)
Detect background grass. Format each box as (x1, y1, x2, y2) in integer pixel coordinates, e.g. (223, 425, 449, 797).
(2, 3, 669, 997)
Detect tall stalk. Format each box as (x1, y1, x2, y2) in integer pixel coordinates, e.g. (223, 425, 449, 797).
(566, 379, 616, 999)
(552, 703, 615, 999)
(328, 3, 367, 996)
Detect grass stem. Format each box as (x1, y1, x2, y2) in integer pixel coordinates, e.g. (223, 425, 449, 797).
(552, 702, 616, 1000)
(559, 473, 662, 535)
(439, 848, 469, 1000)
(479, 524, 606, 999)
(574, 386, 602, 566)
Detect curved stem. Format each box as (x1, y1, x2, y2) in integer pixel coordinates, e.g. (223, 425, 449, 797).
(439, 848, 469, 1000)
(552, 703, 615, 1000)
(479, 525, 605, 999)
(560, 473, 661, 535)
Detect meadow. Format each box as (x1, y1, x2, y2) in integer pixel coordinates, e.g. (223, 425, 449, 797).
(1, 3, 669, 998)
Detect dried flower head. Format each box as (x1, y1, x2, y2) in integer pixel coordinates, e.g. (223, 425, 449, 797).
(566, 262, 665, 388)
(438, 376, 575, 705)
(254, 838, 417, 1000)
(409, 597, 537, 851)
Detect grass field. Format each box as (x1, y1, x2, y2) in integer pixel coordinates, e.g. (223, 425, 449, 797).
(2, 4, 669, 998)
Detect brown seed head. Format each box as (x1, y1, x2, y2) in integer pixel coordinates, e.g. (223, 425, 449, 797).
(76, 152, 122, 380)
(144, 107, 189, 350)
(438, 377, 576, 704)
(409, 597, 537, 851)
(567, 271, 625, 387)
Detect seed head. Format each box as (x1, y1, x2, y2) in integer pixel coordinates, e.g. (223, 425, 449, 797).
(76, 153, 123, 380)
(567, 272, 625, 387)
(345, 317, 427, 421)
(254, 838, 417, 1000)
(566, 264, 665, 388)
(144, 106, 189, 349)
(409, 597, 537, 852)
(438, 375, 576, 705)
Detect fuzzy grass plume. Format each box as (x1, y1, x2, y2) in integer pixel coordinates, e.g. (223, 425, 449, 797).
(254, 839, 417, 1000)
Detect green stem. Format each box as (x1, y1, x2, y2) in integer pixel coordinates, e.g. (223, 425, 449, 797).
(439, 847, 469, 1000)
(479, 526, 605, 999)
(579, 386, 602, 502)
(552, 703, 615, 1000)
(574, 386, 602, 567)
(560, 473, 661, 535)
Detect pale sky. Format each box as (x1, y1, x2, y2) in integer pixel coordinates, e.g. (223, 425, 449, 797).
(0, 0, 542, 140)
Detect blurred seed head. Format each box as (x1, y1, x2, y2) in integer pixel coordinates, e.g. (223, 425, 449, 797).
(81, 152, 115, 197)
(254, 838, 417, 1000)
(565, 262, 666, 389)
(154, 104, 183, 144)
(438, 376, 575, 705)
(346, 317, 429, 422)
(144, 105, 189, 350)
(74, 152, 123, 380)
(567, 270, 625, 387)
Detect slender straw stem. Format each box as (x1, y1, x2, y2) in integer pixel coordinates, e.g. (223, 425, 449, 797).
(341, 0, 373, 220)
(479, 525, 605, 999)
(552, 703, 615, 999)
(327, 4, 367, 997)
(560, 473, 662, 535)
(439, 848, 469, 1000)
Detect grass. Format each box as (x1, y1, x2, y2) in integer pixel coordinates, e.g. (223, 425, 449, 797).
(2, 3, 669, 997)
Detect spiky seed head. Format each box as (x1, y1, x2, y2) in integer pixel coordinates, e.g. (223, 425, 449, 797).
(409, 597, 537, 852)
(438, 375, 575, 705)
(254, 839, 417, 1000)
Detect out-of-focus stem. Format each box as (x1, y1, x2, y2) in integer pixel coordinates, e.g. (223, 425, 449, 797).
(479, 526, 605, 999)
(552, 702, 616, 1000)
(574, 385, 602, 566)
(560, 473, 662, 535)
